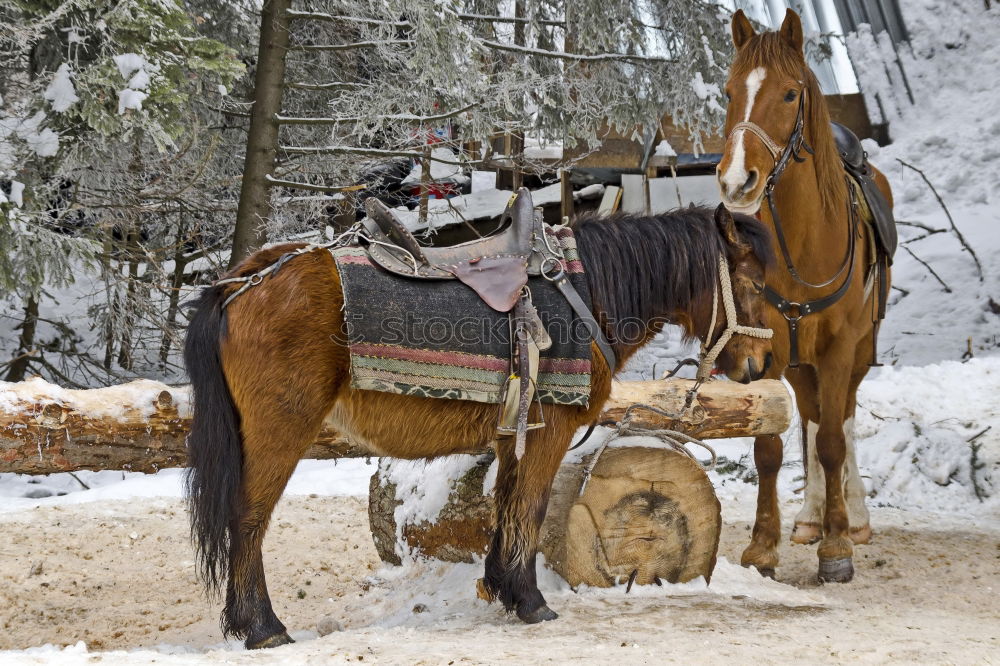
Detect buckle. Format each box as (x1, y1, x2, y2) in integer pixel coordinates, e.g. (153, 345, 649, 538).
(779, 301, 804, 321)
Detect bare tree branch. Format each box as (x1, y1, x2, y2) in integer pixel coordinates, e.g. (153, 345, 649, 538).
(901, 245, 952, 293)
(896, 158, 984, 281)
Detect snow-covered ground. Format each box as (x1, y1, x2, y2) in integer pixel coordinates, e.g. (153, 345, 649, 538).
(2, 1, 1000, 662)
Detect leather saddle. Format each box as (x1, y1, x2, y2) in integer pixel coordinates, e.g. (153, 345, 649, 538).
(362, 189, 547, 312)
(831, 122, 897, 261)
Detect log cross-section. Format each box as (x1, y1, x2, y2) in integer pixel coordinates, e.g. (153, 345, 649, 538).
(0, 377, 791, 475)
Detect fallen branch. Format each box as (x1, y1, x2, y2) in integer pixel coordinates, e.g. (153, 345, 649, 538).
(901, 245, 952, 293)
(896, 219, 946, 234)
(896, 159, 984, 281)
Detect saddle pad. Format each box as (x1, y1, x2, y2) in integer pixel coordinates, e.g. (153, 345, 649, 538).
(331, 225, 593, 406)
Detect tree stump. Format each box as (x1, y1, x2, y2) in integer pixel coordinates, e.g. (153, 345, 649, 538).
(368, 444, 721, 586)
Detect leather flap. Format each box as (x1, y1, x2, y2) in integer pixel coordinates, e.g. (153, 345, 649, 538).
(448, 255, 528, 312)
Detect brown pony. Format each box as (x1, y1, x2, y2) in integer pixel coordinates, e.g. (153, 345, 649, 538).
(716, 9, 894, 583)
(184, 206, 774, 649)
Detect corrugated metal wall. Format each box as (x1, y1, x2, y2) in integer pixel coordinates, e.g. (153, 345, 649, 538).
(831, 0, 909, 43)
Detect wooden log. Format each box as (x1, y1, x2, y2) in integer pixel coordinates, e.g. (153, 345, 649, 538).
(0, 377, 791, 475)
(0, 378, 363, 475)
(369, 445, 721, 586)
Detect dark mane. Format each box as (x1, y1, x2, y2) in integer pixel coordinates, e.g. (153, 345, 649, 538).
(573, 205, 772, 353)
(732, 31, 848, 221)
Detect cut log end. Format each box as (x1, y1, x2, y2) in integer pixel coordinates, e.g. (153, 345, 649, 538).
(369, 446, 721, 588)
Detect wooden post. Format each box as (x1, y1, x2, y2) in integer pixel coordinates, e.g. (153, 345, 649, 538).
(418, 144, 431, 227)
(560, 169, 574, 222)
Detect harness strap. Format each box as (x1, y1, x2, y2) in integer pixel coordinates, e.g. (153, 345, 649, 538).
(730, 121, 782, 161)
(549, 271, 617, 374)
(697, 254, 773, 382)
(763, 254, 855, 368)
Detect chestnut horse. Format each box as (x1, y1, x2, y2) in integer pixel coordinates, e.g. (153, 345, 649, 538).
(717, 9, 894, 583)
(184, 206, 774, 648)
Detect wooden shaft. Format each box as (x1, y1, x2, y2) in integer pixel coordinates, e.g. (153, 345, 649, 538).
(0, 378, 791, 475)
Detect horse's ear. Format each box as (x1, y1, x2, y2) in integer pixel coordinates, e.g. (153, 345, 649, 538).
(732, 9, 756, 49)
(780, 9, 804, 53)
(715, 204, 749, 254)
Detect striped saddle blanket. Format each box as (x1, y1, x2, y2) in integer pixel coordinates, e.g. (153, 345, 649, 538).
(330, 224, 593, 406)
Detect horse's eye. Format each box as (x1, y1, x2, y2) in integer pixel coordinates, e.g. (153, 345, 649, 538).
(751, 281, 765, 294)
(784, 89, 797, 103)
(725, 91, 732, 102)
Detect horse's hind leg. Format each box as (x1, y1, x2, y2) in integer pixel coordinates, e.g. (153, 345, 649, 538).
(224, 401, 330, 648)
(843, 335, 874, 545)
(482, 424, 570, 623)
(813, 348, 856, 583)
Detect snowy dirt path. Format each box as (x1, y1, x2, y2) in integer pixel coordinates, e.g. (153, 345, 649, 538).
(1, 493, 997, 665)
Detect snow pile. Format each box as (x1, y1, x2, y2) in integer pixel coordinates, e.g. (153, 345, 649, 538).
(855, 358, 999, 510)
(0, 110, 60, 160)
(335, 553, 828, 635)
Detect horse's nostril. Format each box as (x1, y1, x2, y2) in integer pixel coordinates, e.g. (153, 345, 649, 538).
(743, 169, 759, 193)
(763, 352, 773, 373)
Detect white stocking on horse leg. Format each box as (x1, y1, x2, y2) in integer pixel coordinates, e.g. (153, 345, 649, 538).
(792, 420, 824, 544)
(843, 417, 872, 544)
(793, 418, 871, 545)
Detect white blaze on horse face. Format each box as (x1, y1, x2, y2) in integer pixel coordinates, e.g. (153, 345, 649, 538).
(721, 67, 768, 201)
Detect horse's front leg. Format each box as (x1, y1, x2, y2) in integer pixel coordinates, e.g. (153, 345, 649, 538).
(813, 354, 855, 582)
(741, 434, 783, 577)
(482, 425, 568, 623)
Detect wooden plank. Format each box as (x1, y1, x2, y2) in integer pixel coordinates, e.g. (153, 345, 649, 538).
(620, 174, 646, 214)
(597, 185, 622, 214)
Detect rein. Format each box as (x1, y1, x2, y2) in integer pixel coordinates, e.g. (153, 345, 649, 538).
(726, 83, 860, 367)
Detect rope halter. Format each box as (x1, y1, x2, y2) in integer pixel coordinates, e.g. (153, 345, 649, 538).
(696, 254, 774, 383)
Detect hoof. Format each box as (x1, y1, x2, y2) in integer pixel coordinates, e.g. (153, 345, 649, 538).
(517, 604, 559, 624)
(818, 557, 854, 583)
(476, 578, 496, 602)
(246, 632, 295, 650)
(755, 567, 776, 579)
(849, 524, 872, 545)
(791, 522, 822, 545)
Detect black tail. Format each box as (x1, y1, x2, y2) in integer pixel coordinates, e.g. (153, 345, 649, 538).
(184, 285, 242, 596)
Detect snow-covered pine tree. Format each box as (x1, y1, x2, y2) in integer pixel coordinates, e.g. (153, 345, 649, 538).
(0, 0, 246, 383)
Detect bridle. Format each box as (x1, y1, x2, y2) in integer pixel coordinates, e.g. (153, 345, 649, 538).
(725, 80, 860, 367)
(695, 253, 773, 384)
(571, 252, 773, 451)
